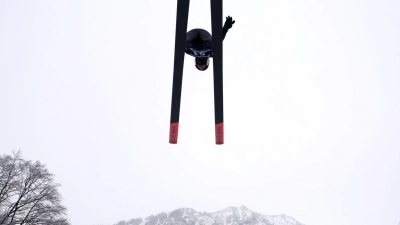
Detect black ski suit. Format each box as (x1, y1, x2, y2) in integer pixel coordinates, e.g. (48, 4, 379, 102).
(185, 25, 229, 58)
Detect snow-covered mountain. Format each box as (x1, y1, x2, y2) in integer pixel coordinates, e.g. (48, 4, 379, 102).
(111, 206, 304, 225)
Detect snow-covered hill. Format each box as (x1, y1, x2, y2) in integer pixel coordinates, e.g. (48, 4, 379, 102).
(111, 206, 304, 225)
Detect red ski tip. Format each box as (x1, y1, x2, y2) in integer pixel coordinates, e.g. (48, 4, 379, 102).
(215, 122, 224, 145)
(169, 122, 179, 144)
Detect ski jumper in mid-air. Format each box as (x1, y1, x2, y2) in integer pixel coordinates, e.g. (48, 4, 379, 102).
(185, 16, 235, 71)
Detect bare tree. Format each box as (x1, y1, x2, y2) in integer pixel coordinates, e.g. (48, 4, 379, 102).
(0, 151, 70, 225)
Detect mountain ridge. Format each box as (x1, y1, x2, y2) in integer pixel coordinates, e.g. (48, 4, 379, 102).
(111, 206, 304, 225)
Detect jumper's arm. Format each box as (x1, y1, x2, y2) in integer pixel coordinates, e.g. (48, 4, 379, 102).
(222, 16, 235, 41)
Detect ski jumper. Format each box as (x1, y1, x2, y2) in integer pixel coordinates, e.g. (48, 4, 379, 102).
(185, 26, 229, 58)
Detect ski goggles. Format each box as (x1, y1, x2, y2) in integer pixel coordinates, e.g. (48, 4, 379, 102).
(195, 57, 209, 65)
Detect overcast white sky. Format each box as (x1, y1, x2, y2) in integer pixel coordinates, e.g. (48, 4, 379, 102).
(1, 1, 400, 225)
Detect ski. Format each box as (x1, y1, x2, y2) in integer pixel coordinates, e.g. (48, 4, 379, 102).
(169, 0, 190, 144)
(210, 0, 224, 144)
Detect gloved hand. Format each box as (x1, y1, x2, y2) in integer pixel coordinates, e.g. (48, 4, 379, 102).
(224, 16, 235, 29)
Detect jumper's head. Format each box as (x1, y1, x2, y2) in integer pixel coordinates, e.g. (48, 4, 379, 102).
(195, 57, 210, 71)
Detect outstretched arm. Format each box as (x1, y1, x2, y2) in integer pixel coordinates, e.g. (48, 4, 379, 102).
(222, 16, 235, 41)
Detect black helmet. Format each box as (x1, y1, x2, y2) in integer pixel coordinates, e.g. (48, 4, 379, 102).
(195, 57, 210, 71)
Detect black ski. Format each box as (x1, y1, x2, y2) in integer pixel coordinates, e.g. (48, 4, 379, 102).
(210, 0, 224, 144)
(169, 0, 190, 144)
